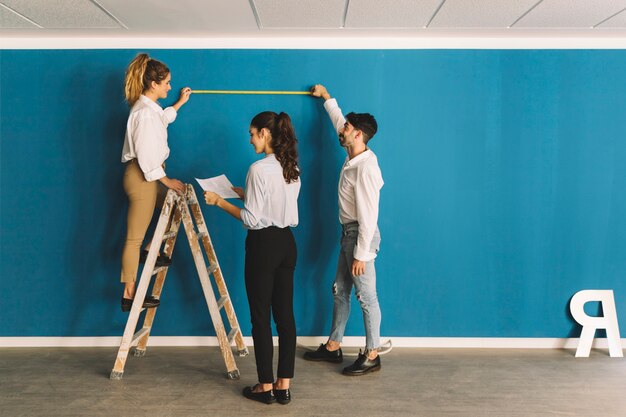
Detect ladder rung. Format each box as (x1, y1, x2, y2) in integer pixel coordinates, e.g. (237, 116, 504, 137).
(131, 327, 150, 346)
(228, 327, 240, 344)
(207, 264, 218, 274)
(217, 296, 230, 310)
(162, 231, 177, 241)
(152, 266, 167, 275)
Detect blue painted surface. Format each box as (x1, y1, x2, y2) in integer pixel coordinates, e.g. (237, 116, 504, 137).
(1, 49, 626, 337)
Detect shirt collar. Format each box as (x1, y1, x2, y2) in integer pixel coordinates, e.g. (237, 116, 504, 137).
(139, 95, 164, 114)
(344, 149, 372, 167)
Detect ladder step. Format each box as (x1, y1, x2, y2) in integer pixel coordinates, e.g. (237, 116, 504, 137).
(228, 327, 240, 344)
(207, 264, 218, 274)
(217, 296, 230, 310)
(131, 327, 150, 346)
(162, 231, 177, 241)
(152, 266, 167, 275)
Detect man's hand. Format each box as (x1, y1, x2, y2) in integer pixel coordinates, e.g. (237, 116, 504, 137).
(204, 191, 222, 206)
(310, 84, 331, 101)
(351, 259, 366, 277)
(232, 186, 245, 200)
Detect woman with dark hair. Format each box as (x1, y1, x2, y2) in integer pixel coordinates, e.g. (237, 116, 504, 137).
(120, 53, 191, 312)
(204, 111, 300, 405)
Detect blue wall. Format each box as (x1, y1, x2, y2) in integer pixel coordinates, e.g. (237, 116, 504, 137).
(1, 49, 626, 338)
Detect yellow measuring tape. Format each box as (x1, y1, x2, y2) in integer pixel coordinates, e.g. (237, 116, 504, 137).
(191, 90, 311, 95)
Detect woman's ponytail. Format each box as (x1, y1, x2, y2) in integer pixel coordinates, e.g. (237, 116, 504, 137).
(124, 53, 149, 106)
(275, 112, 300, 183)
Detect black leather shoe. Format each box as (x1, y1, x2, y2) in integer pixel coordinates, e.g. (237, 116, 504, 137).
(274, 388, 291, 405)
(242, 385, 276, 404)
(121, 296, 160, 312)
(303, 343, 343, 363)
(342, 351, 381, 376)
(139, 250, 172, 267)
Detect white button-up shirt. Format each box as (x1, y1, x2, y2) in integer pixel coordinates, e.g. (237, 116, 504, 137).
(240, 153, 301, 230)
(324, 98, 384, 262)
(121, 95, 177, 181)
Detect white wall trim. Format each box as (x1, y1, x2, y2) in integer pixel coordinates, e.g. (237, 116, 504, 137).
(1, 336, 624, 349)
(2, 35, 626, 49)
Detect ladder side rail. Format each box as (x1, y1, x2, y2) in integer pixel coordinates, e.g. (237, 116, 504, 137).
(111, 190, 178, 379)
(187, 187, 248, 354)
(136, 193, 184, 352)
(178, 196, 240, 377)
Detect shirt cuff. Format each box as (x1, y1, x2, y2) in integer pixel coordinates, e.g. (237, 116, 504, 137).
(323, 98, 338, 112)
(354, 245, 376, 262)
(143, 166, 166, 182)
(162, 107, 178, 124)
(239, 208, 256, 229)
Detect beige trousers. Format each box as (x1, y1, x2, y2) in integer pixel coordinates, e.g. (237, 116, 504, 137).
(120, 159, 166, 283)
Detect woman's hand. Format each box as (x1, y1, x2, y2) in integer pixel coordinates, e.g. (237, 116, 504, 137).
(232, 186, 244, 200)
(160, 177, 186, 194)
(204, 191, 222, 206)
(172, 87, 192, 111)
(179, 87, 191, 104)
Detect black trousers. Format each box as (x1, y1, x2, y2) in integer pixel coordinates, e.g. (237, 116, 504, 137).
(245, 226, 297, 383)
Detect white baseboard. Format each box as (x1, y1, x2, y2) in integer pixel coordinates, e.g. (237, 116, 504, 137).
(0, 336, 624, 349)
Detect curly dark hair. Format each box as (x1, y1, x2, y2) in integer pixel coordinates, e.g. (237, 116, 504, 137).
(251, 111, 300, 183)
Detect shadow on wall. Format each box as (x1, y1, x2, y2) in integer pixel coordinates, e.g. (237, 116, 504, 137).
(66, 67, 128, 336)
(297, 107, 344, 336)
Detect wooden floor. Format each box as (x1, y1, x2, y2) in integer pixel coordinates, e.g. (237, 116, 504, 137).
(1, 346, 625, 416)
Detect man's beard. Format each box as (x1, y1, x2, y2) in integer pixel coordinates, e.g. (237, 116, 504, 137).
(338, 134, 348, 147)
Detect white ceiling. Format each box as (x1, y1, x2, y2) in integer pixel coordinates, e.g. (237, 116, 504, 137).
(2, 0, 626, 36)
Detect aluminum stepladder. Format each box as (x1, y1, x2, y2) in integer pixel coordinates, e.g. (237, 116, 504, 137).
(110, 184, 248, 380)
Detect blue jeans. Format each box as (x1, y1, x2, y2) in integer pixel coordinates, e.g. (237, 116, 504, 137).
(329, 222, 382, 350)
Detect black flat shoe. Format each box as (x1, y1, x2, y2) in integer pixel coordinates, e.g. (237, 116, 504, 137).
(121, 296, 160, 312)
(242, 385, 276, 404)
(139, 250, 172, 267)
(303, 343, 343, 363)
(274, 388, 291, 405)
(342, 351, 381, 376)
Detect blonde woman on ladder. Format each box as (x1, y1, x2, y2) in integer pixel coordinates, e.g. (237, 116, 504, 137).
(119, 53, 191, 312)
(204, 111, 301, 405)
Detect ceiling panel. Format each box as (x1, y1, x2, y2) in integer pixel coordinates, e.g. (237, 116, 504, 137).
(515, 0, 626, 28)
(253, 0, 346, 28)
(97, 0, 258, 32)
(429, 0, 540, 28)
(596, 8, 626, 27)
(0, 4, 40, 28)
(346, 0, 441, 28)
(1, 0, 121, 28)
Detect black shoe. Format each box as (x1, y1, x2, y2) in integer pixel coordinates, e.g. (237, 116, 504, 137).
(139, 250, 172, 267)
(121, 296, 160, 312)
(274, 388, 291, 405)
(342, 351, 381, 376)
(242, 385, 276, 404)
(303, 343, 343, 363)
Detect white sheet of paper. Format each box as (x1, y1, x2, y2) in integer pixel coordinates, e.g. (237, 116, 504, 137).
(195, 175, 240, 199)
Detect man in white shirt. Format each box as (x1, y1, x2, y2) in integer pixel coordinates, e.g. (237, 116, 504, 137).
(304, 84, 384, 376)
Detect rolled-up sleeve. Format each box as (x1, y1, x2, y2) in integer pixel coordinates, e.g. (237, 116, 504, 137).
(134, 113, 167, 181)
(162, 107, 177, 125)
(240, 167, 265, 229)
(354, 164, 384, 261)
(323, 98, 346, 135)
